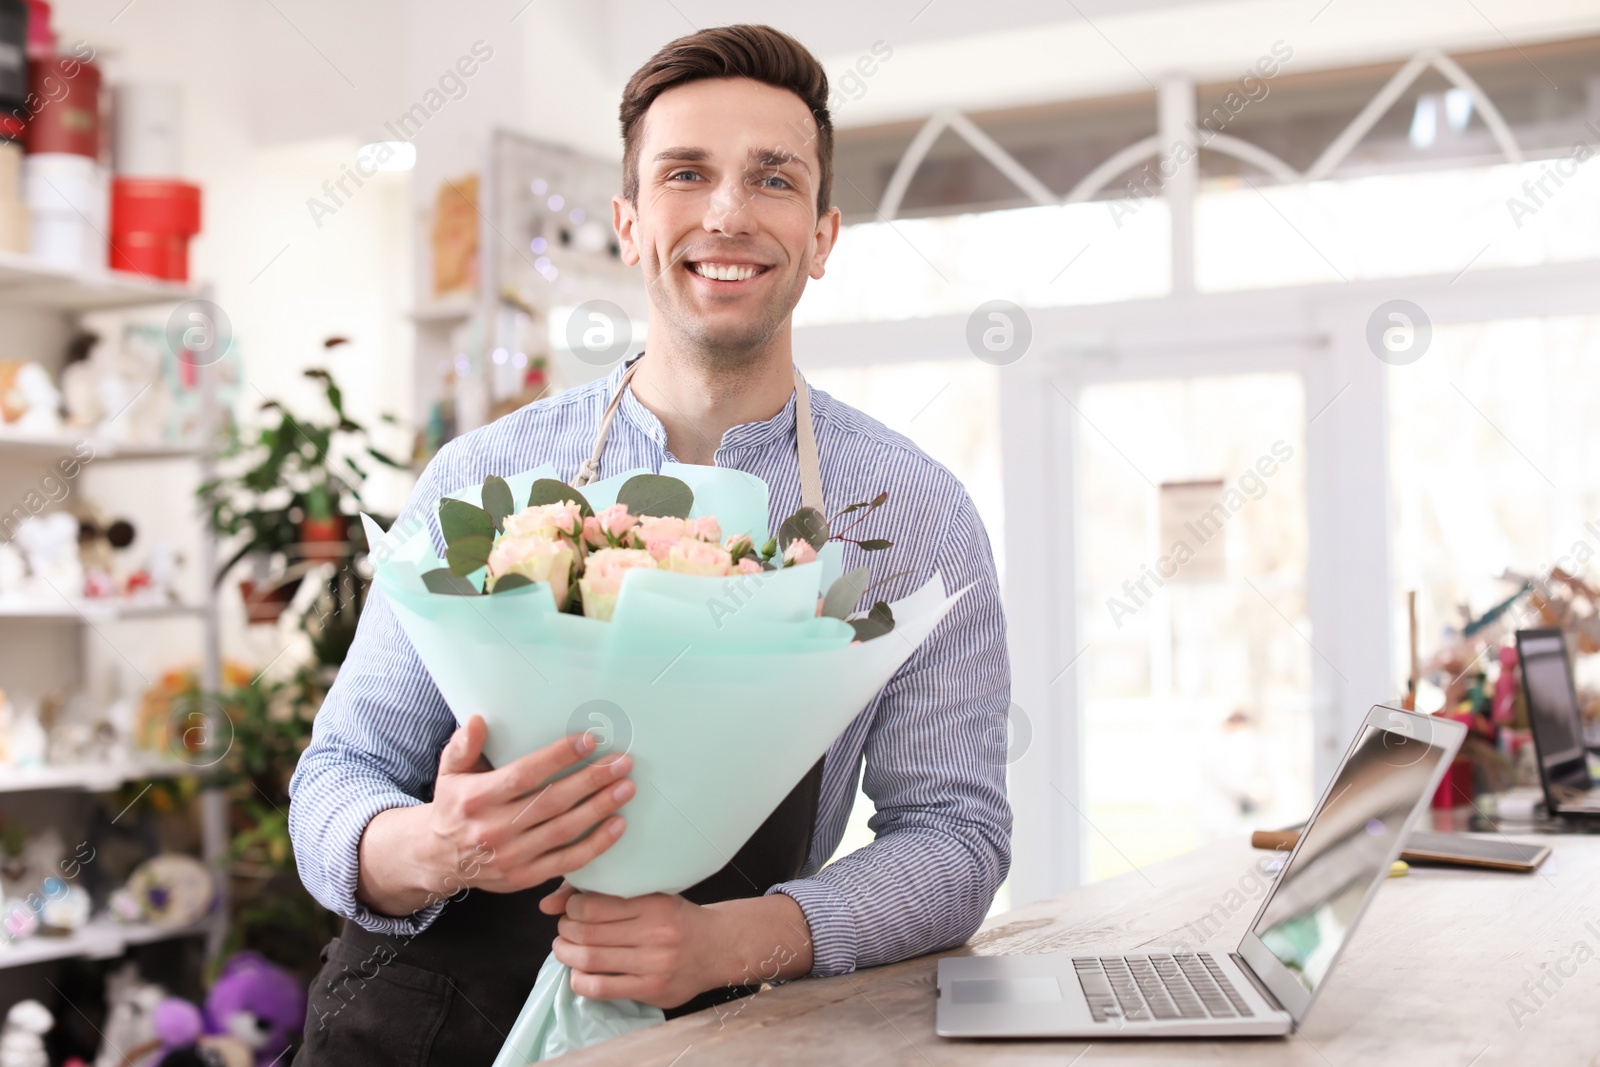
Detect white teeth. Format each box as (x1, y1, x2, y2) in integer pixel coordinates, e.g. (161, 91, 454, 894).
(692, 262, 760, 281)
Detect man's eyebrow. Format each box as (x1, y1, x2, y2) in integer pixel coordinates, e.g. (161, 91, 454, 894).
(750, 147, 810, 174)
(653, 147, 710, 164)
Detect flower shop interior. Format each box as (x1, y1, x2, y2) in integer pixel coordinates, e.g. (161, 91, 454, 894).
(0, 0, 1598, 1063)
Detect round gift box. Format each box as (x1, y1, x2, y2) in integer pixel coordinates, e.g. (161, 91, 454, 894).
(25, 54, 101, 158)
(109, 230, 189, 280)
(111, 176, 200, 235)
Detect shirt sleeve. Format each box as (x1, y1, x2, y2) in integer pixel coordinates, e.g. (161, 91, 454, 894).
(287, 453, 460, 937)
(766, 489, 1013, 977)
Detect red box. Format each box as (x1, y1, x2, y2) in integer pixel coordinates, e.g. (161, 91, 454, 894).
(109, 231, 188, 281)
(111, 177, 201, 235)
(24, 53, 100, 158)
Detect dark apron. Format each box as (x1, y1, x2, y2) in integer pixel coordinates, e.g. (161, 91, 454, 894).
(294, 756, 824, 1066)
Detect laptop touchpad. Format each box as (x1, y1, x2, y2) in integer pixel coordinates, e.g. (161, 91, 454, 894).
(950, 977, 1064, 1004)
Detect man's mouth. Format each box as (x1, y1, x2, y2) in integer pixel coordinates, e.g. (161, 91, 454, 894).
(686, 260, 771, 283)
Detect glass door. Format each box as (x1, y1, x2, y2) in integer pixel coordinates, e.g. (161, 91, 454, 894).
(1073, 371, 1314, 880)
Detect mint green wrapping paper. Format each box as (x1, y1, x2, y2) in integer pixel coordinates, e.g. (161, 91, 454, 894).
(361, 463, 968, 1064)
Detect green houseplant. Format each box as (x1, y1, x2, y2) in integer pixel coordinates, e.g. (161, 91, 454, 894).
(199, 346, 407, 623)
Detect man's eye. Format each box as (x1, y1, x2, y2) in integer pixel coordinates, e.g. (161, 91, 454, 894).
(757, 174, 792, 190)
(667, 170, 703, 182)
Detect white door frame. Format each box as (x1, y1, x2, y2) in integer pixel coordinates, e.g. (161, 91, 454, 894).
(794, 257, 1600, 906)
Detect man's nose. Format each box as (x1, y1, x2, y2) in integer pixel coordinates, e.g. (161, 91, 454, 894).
(703, 175, 757, 237)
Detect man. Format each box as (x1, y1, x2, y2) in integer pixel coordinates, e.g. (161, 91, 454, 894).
(289, 23, 1010, 1064)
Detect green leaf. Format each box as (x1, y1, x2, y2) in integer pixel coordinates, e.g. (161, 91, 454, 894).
(445, 534, 493, 576)
(366, 446, 408, 470)
(422, 568, 480, 595)
(616, 474, 693, 519)
(482, 476, 515, 533)
(759, 536, 778, 560)
(821, 567, 871, 620)
(489, 572, 533, 594)
(439, 499, 493, 545)
(834, 491, 889, 519)
(856, 539, 893, 552)
(848, 601, 895, 642)
(528, 478, 594, 518)
(778, 506, 829, 552)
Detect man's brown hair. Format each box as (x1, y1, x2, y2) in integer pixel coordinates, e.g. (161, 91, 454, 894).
(619, 24, 833, 217)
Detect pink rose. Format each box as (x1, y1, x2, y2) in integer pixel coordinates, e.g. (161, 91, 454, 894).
(723, 533, 753, 556)
(664, 538, 734, 577)
(636, 516, 689, 561)
(504, 502, 584, 543)
(688, 515, 722, 543)
(577, 547, 656, 620)
(582, 503, 635, 548)
(781, 539, 818, 567)
(736, 557, 763, 576)
(486, 532, 574, 608)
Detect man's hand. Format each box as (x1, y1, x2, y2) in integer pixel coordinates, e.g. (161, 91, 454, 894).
(539, 882, 815, 1009)
(356, 716, 635, 916)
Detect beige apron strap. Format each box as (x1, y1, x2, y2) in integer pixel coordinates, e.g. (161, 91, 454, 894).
(573, 359, 642, 488)
(793, 369, 825, 515)
(577, 360, 824, 516)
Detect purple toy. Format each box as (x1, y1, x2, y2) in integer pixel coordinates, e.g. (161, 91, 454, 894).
(152, 998, 204, 1047)
(203, 952, 308, 1066)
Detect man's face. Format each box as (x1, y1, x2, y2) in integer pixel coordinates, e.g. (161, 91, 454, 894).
(615, 77, 840, 364)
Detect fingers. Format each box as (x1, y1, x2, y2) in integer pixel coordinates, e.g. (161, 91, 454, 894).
(494, 731, 601, 801)
(552, 937, 672, 977)
(538, 880, 577, 916)
(508, 753, 633, 829)
(437, 716, 488, 777)
(515, 814, 626, 889)
(502, 779, 634, 871)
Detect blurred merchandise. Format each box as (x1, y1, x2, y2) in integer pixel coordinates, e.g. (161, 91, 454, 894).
(0, 1, 25, 129)
(94, 963, 164, 1067)
(109, 177, 200, 281)
(22, 152, 106, 271)
(23, 49, 99, 157)
(109, 853, 213, 927)
(430, 172, 477, 295)
(0, 141, 27, 253)
(0, 999, 52, 1067)
(111, 83, 181, 178)
(203, 953, 306, 1066)
(0, 359, 62, 433)
(8, 511, 82, 599)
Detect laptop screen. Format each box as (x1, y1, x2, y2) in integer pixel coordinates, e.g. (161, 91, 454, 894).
(1248, 720, 1453, 994)
(1518, 631, 1590, 790)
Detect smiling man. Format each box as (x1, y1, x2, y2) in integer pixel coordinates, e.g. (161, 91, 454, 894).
(289, 24, 1011, 1065)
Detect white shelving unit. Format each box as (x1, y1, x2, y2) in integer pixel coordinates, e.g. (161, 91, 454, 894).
(0, 255, 226, 977)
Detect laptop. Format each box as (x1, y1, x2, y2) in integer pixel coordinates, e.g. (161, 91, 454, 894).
(1515, 628, 1600, 818)
(935, 704, 1466, 1039)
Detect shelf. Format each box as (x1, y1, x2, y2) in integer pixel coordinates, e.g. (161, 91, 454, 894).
(0, 758, 200, 794)
(0, 599, 205, 622)
(0, 433, 200, 460)
(0, 250, 200, 311)
(0, 917, 209, 970)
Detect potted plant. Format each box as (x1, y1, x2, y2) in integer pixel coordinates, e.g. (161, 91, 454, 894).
(199, 344, 407, 623)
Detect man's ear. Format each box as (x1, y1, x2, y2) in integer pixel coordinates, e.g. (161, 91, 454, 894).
(613, 193, 642, 267)
(808, 205, 842, 281)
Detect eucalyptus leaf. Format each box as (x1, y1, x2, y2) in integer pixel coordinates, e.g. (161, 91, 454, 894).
(848, 601, 895, 642)
(857, 539, 893, 552)
(821, 567, 871, 620)
(439, 499, 494, 545)
(445, 534, 494, 576)
(422, 568, 481, 595)
(528, 478, 594, 518)
(482, 476, 515, 533)
(489, 572, 533, 594)
(834, 491, 889, 519)
(778, 506, 829, 552)
(617, 474, 693, 519)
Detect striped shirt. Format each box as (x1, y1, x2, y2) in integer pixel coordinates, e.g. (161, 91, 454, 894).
(287, 356, 1013, 979)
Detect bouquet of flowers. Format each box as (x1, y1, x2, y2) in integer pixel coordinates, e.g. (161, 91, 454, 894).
(360, 462, 967, 1064)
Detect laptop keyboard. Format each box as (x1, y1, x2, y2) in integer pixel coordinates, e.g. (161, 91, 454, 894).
(1072, 953, 1254, 1023)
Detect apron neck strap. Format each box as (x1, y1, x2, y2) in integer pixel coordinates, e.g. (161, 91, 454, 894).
(573, 360, 826, 515)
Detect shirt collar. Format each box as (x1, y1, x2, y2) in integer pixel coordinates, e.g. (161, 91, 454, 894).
(610, 354, 803, 455)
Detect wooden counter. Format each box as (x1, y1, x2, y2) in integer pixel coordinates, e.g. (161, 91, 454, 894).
(553, 833, 1600, 1066)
